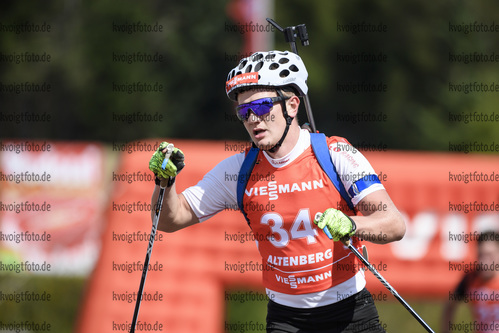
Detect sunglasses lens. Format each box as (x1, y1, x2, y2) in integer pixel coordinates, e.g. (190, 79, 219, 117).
(236, 98, 273, 120)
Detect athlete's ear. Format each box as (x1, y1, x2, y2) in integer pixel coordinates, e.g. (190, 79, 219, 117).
(286, 95, 300, 118)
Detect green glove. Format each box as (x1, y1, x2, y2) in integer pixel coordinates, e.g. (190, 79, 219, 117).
(314, 208, 357, 241)
(149, 142, 185, 179)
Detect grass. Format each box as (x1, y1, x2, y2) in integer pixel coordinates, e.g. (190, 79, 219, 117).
(0, 276, 473, 332)
(0, 274, 86, 332)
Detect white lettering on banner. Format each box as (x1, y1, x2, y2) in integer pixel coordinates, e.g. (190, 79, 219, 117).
(245, 179, 324, 200)
(472, 213, 499, 236)
(389, 211, 499, 261)
(1, 145, 102, 188)
(440, 213, 467, 261)
(390, 211, 438, 260)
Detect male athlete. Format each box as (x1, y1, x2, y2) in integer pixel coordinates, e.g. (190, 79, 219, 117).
(149, 50, 406, 332)
(442, 230, 499, 333)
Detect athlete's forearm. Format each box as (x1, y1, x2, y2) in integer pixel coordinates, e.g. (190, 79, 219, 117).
(150, 182, 197, 232)
(351, 190, 406, 244)
(351, 208, 405, 244)
(151, 182, 175, 232)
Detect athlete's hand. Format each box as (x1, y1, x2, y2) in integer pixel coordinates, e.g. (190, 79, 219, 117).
(314, 208, 356, 242)
(149, 142, 185, 179)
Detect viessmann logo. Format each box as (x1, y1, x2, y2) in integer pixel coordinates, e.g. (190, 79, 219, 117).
(244, 179, 324, 200)
(226, 72, 259, 92)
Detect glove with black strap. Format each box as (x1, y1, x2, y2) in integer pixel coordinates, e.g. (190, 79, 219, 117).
(314, 208, 357, 242)
(149, 142, 185, 186)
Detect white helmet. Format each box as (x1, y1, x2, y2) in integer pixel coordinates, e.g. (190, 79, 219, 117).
(225, 50, 308, 101)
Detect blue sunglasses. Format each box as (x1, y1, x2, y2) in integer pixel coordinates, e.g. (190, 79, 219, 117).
(235, 96, 290, 121)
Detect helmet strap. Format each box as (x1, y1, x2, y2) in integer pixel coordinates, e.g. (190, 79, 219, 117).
(266, 89, 293, 153)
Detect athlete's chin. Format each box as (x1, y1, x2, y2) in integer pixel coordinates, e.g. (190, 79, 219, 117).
(249, 128, 281, 150)
(254, 139, 275, 151)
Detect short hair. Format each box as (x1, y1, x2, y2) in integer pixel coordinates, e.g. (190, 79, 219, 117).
(234, 85, 297, 101)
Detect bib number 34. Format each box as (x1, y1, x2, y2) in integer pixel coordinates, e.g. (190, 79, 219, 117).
(261, 209, 319, 248)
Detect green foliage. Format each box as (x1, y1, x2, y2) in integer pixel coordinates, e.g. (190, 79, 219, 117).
(0, 0, 241, 142)
(275, 0, 499, 151)
(1, 0, 497, 149)
(0, 274, 86, 332)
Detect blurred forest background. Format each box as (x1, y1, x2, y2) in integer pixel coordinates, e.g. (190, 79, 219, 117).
(1, 0, 498, 151)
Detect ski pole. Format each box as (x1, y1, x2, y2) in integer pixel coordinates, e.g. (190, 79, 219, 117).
(322, 227, 435, 333)
(129, 143, 174, 333)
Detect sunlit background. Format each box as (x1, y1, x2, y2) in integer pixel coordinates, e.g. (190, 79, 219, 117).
(1, 0, 498, 332)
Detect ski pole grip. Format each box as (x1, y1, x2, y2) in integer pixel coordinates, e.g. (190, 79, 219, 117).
(161, 144, 174, 170)
(341, 237, 351, 247)
(322, 227, 351, 246)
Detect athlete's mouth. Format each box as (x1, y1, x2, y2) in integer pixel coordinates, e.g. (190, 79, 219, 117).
(253, 128, 266, 139)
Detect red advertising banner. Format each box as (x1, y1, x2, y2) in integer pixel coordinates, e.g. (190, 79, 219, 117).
(0, 140, 109, 275)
